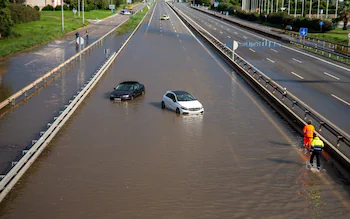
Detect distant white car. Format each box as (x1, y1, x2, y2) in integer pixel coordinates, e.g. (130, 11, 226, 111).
(121, 10, 131, 15)
(161, 90, 204, 114)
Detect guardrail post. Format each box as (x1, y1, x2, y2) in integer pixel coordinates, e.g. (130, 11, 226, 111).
(11, 99, 15, 106)
(265, 80, 269, 88)
(337, 136, 344, 147)
(282, 87, 287, 101)
(22, 150, 29, 155)
(47, 123, 52, 128)
(11, 162, 18, 167)
(292, 100, 298, 110)
(318, 121, 324, 132)
(32, 140, 37, 145)
(304, 110, 310, 120)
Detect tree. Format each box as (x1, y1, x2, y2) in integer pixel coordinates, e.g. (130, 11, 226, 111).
(339, 8, 350, 30)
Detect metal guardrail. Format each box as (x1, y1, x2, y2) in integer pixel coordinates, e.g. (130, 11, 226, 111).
(0, 5, 146, 112)
(170, 4, 350, 169)
(0, 3, 152, 203)
(190, 6, 350, 63)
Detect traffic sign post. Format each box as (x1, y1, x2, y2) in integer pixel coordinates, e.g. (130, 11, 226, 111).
(299, 28, 308, 43)
(73, 9, 77, 18)
(109, 5, 115, 14)
(232, 40, 238, 61)
(347, 33, 350, 52)
(319, 21, 324, 32)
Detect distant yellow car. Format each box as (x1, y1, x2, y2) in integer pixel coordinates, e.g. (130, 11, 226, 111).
(127, 5, 133, 10)
(161, 14, 169, 20)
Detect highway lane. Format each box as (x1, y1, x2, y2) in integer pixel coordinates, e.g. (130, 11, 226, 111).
(0, 32, 129, 175)
(176, 3, 350, 134)
(0, 1, 349, 218)
(0, 3, 145, 102)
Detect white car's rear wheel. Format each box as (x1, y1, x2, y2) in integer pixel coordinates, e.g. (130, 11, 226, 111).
(176, 108, 180, 114)
(161, 101, 165, 109)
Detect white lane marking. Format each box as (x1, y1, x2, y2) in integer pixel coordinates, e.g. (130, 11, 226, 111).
(266, 58, 275, 63)
(147, 1, 157, 28)
(227, 36, 231, 38)
(69, 40, 75, 44)
(179, 39, 182, 43)
(270, 48, 278, 53)
(221, 25, 223, 27)
(243, 36, 247, 39)
(214, 28, 216, 30)
(220, 31, 223, 34)
(291, 72, 304, 79)
(177, 34, 179, 37)
(173, 26, 176, 29)
(90, 30, 96, 33)
(24, 59, 39, 66)
(209, 25, 211, 27)
(332, 94, 350, 106)
(174, 29, 177, 33)
(193, 9, 350, 73)
(234, 32, 238, 34)
(292, 58, 302, 63)
(324, 72, 340, 80)
(249, 48, 256, 53)
(52, 48, 60, 53)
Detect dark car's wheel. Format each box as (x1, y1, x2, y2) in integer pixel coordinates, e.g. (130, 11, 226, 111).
(131, 95, 134, 100)
(142, 90, 145, 95)
(176, 108, 180, 114)
(161, 101, 165, 109)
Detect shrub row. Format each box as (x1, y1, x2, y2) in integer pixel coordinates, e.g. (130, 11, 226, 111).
(8, 4, 40, 24)
(212, 4, 334, 32)
(1, 4, 40, 38)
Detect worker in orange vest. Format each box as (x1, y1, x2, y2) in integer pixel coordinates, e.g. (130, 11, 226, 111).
(303, 120, 315, 150)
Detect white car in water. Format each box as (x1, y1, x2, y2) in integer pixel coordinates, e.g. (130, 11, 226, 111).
(161, 90, 204, 115)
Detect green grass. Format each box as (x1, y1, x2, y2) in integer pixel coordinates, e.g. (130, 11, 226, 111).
(307, 28, 350, 44)
(0, 4, 138, 58)
(116, 6, 149, 35)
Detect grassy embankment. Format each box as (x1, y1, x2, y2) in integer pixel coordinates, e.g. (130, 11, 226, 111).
(307, 29, 349, 44)
(116, 6, 149, 34)
(0, 4, 135, 58)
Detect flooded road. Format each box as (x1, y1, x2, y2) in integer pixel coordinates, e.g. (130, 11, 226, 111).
(0, 3, 145, 102)
(0, 32, 130, 174)
(0, 1, 349, 218)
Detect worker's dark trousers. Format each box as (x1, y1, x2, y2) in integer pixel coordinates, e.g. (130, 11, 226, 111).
(310, 151, 322, 168)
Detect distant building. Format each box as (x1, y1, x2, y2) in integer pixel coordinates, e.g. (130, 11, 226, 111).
(26, 0, 62, 9)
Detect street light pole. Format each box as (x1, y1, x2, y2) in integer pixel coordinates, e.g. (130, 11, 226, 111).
(61, 0, 64, 32)
(309, 0, 312, 18)
(288, 0, 290, 15)
(82, 0, 84, 24)
(335, 0, 339, 18)
(78, 0, 80, 17)
(294, 0, 297, 17)
(326, 0, 329, 19)
(317, 0, 320, 18)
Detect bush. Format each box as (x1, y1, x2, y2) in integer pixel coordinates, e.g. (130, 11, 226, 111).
(8, 4, 40, 24)
(34, 5, 40, 11)
(55, 5, 69, 11)
(42, 4, 54, 11)
(0, 8, 13, 37)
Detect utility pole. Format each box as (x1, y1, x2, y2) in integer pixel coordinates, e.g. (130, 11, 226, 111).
(61, 0, 64, 32)
(326, 0, 329, 19)
(294, 0, 297, 17)
(317, 0, 320, 18)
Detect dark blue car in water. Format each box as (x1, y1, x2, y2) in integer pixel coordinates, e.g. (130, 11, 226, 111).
(110, 81, 145, 101)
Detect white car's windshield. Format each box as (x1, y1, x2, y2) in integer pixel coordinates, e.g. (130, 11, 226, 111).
(116, 84, 134, 91)
(176, 94, 196, 101)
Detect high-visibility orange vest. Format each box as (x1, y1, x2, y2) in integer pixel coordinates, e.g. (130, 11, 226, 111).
(303, 124, 315, 138)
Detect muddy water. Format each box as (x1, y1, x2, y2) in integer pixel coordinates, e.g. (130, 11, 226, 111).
(0, 2, 349, 218)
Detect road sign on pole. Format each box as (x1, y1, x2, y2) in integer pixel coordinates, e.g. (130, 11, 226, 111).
(232, 40, 238, 60)
(214, 1, 219, 7)
(299, 28, 308, 37)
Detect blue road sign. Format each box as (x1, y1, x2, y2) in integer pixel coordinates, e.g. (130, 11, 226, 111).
(299, 28, 308, 37)
(319, 21, 324, 26)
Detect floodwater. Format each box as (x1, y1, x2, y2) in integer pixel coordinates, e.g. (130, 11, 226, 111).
(0, 1, 349, 218)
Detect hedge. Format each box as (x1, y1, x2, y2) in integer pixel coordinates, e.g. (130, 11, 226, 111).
(213, 4, 334, 32)
(0, 8, 13, 37)
(8, 4, 40, 24)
